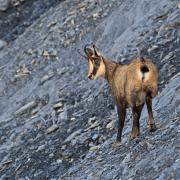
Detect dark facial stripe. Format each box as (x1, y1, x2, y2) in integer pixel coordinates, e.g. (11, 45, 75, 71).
(91, 59, 101, 76)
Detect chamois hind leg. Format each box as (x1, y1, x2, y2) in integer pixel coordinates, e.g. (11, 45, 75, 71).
(112, 103, 126, 148)
(129, 104, 144, 140)
(146, 96, 156, 131)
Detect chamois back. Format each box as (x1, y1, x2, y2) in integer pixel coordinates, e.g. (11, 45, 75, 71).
(111, 57, 158, 107)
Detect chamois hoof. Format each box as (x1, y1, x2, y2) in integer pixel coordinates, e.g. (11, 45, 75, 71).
(128, 132, 140, 141)
(148, 123, 156, 132)
(111, 142, 121, 149)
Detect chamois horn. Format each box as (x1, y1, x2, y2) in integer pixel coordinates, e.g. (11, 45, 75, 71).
(84, 44, 92, 55)
(93, 45, 101, 56)
(84, 44, 94, 57)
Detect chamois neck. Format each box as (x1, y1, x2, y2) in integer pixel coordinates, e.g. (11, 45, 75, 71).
(103, 57, 121, 84)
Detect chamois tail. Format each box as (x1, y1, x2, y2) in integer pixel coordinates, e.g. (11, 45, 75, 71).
(141, 65, 149, 73)
(140, 57, 149, 81)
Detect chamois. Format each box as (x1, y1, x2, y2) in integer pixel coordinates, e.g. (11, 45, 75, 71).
(80, 45, 158, 146)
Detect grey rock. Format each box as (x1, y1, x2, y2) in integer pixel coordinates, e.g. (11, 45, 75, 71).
(39, 72, 54, 85)
(37, 144, 46, 151)
(58, 105, 68, 121)
(15, 64, 30, 78)
(88, 116, 97, 125)
(49, 153, 54, 158)
(178, 4, 180, 9)
(56, 159, 63, 164)
(64, 129, 83, 143)
(106, 120, 113, 129)
(89, 145, 99, 151)
(46, 124, 59, 134)
(15, 101, 37, 115)
(0, 79, 6, 94)
(88, 121, 100, 129)
(0, 39, 7, 49)
(147, 45, 159, 53)
(92, 134, 99, 141)
(161, 52, 174, 62)
(53, 101, 63, 109)
(122, 153, 131, 164)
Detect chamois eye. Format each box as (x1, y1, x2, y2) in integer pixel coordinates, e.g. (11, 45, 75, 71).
(94, 58, 100, 65)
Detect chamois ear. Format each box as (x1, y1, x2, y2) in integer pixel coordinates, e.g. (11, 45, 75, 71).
(84, 45, 94, 57)
(93, 45, 101, 56)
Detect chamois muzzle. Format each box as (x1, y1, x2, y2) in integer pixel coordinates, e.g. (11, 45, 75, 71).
(88, 73, 93, 80)
(88, 74, 92, 79)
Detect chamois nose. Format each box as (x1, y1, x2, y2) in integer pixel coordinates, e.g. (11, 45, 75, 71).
(88, 74, 93, 80)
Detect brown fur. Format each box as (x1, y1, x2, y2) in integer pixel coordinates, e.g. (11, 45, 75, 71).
(103, 58, 158, 107)
(83, 45, 159, 143)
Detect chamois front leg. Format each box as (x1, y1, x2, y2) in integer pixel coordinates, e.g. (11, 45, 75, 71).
(129, 104, 144, 140)
(116, 104, 126, 142)
(146, 96, 156, 131)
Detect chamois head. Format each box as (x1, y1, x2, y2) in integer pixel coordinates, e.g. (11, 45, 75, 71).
(83, 45, 105, 80)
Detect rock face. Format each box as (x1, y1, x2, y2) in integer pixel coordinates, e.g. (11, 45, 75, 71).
(0, 0, 10, 11)
(0, 0, 59, 42)
(0, 0, 179, 179)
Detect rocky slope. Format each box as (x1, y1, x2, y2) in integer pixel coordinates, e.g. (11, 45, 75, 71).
(0, 0, 61, 42)
(0, 0, 179, 179)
